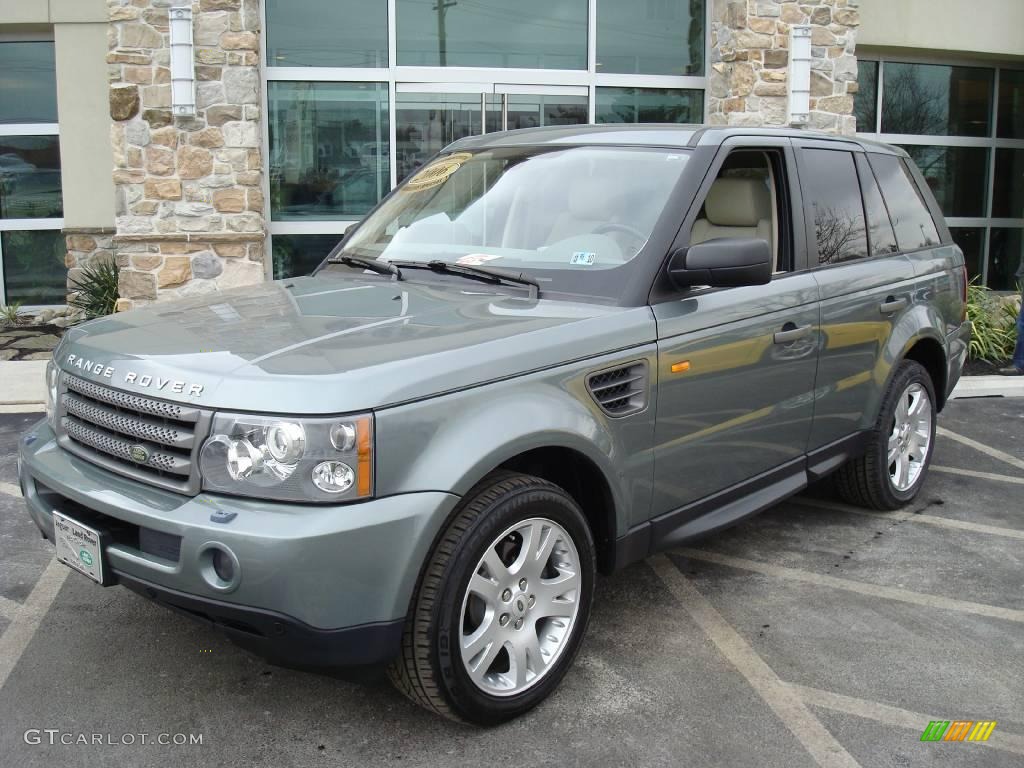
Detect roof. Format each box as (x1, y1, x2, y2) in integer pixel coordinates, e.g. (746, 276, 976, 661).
(448, 124, 903, 155)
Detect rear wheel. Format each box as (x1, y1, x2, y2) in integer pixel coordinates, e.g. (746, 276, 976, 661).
(836, 360, 936, 510)
(388, 471, 595, 725)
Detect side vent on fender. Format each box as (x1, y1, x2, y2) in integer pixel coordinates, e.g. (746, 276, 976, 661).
(586, 361, 649, 417)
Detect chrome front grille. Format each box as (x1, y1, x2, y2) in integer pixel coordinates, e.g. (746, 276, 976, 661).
(56, 374, 211, 494)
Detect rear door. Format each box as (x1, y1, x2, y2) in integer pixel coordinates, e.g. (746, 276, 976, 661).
(796, 141, 919, 458)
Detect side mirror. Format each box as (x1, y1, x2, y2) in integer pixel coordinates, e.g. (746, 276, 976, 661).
(667, 238, 772, 289)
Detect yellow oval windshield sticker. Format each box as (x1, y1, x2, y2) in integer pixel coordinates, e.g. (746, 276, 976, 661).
(403, 152, 473, 192)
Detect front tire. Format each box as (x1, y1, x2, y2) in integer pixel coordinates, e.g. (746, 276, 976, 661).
(836, 360, 936, 510)
(388, 471, 595, 725)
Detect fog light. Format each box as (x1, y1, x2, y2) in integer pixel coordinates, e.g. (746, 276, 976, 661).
(311, 461, 355, 494)
(212, 548, 234, 582)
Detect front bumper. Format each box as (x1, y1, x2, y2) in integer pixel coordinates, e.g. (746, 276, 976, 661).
(19, 420, 459, 665)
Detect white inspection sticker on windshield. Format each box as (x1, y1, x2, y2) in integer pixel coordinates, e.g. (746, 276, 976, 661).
(570, 251, 596, 265)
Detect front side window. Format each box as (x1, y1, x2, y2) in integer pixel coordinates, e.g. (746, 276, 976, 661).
(801, 149, 868, 265)
(868, 153, 940, 252)
(396, 0, 588, 69)
(338, 145, 690, 301)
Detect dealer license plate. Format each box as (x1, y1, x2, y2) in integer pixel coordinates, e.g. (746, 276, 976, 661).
(53, 512, 104, 584)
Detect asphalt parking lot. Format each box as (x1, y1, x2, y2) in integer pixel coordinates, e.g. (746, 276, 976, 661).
(0, 398, 1021, 767)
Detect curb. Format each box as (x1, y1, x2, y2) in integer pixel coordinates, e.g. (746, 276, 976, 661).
(950, 375, 1024, 399)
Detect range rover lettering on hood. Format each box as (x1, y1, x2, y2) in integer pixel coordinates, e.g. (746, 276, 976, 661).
(66, 353, 204, 396)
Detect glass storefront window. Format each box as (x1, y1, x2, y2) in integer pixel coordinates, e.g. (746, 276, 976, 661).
(396, 93, 485, 182)
(503, 94, 588, 131)
(596, 0, 704, 76)
(1, 230, 66, 305)
(997, 69, 1024, 139)
(993, 148, 1024, 219)
(950, 227, 984, 281)
(271, 233, 344, 279)
(854, 60, 878, 133)
(0, 136, 63, 219)
(396, 0, 587, 69)
(268, 82, 390, 221)
(900, 145, 988, 218)
(595, 87, 703, 123)
(265, 0, 387, 68)
(0, 42, 58, 124)
(987, 228, 1024, 291)
(881, 63, 993, 137)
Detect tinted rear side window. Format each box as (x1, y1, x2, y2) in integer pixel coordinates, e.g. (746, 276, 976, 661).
(801, 149, 868, 265)
(856, 155, 899, 256)
(866, 153, 940, 251)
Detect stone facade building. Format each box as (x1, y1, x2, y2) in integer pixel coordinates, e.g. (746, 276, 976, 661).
(107, 0, 265, 311)
(1, 0, 1021, 312)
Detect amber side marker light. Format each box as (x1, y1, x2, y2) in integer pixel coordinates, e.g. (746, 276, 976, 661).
(671, 361, 691, 374)
(356, 417, 373, 497)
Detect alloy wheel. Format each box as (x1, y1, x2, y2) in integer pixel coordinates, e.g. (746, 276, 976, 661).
(887, 381, 932, 492)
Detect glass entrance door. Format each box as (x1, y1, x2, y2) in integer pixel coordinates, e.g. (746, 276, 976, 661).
(395, 84, 588, 181)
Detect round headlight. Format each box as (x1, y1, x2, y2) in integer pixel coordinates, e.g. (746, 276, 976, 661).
(227, 438, 263, 480)
(311, 461, 355, 494)
(330, 422, 356, 452)
(265, 422, 305, 464)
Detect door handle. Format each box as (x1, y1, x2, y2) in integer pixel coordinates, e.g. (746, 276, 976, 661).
(879, 296, 908, 314)
(773, 323, 812, 344)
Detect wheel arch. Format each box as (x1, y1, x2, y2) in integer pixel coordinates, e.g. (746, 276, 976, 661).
(902, 335, 948, 410)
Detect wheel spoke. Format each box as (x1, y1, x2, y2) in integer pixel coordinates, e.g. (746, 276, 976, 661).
(896, 394, 910, 425)
(463, 628, 503, 682)
(887, 433, 901, 466)
(468, 572, 500, 603)
(534, 571, 579, 618)
(895, 451, 910, 489)
(480, 545, 511, 584)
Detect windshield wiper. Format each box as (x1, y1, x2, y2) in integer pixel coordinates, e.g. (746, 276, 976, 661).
(389, 260, 540, 299)
(326, 255, 402, 281)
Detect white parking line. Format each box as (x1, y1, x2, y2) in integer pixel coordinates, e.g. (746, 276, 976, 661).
(675, 548, 1024, 624)
(937, 426, 1024, 472)
(0, 480, 22, 498)
(790, 498, 1024, 541)
(0, 594, 20, 621)
(788, 683, 1024, 757)
(0, 558, 68, 691)
(932, 465, 1024, 485)
(649, 555, 862, 768)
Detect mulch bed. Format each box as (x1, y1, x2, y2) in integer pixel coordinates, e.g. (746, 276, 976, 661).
(0, 324, 67, 361)
(962, 358, 1013, 376)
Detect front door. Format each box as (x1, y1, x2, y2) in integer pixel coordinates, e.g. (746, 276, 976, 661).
(395, 84, 588, 182)
(650, 139, 820, 520)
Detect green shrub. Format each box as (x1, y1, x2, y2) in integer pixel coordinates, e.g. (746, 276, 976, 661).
(68, 259, 120, 320)
(967, 280, 1018, 362)
(0, 301, 24, 327)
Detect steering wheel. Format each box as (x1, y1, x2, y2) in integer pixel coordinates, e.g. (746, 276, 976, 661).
(592, 223, 648, 254)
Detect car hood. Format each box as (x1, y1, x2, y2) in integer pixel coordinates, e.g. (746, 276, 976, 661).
(58, 274, 654, 413)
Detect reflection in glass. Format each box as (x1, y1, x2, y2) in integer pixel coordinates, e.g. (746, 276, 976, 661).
(501, 94, 588, 131)
(854, 60, 878, 133)
(396, 0, 587, 69)
(595, 87, 702, 124)
(271, 234, 344, 280)
(396, 93, 484, 182)
(900, 145, 988, 218)
(800, 149, 867, 264)
(0, 136, 63, 219)
(265, 0, 387, 67)
(950, 228, 984, 282)
(268, 82, 390, 221)
(881, 63, 992, 137)
(993, 149, 1024, 219)
(868, 154, 940, 252)
(998, 69, 1024, 139)
(596, 0, 704, 76)
(988, 228, 1024, 291)
(857, 155, 897, 256)
(0, 42, 58, 124)
(1, 230, 66, 305)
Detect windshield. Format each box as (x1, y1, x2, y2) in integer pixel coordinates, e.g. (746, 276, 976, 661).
(335, 145, 690, 301)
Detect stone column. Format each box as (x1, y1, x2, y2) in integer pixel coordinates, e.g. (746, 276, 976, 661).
(707, 0, 860, 134)
(107, 0, 265, 311)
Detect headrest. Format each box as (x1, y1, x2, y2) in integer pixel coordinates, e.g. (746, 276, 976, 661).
(704, 177, 771, 227)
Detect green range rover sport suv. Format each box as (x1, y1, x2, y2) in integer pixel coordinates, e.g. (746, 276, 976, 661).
(19, 125, 969, 724)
